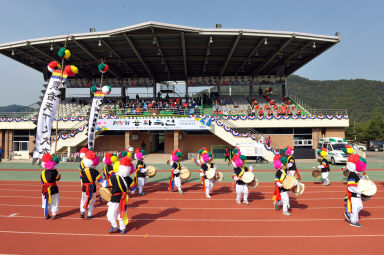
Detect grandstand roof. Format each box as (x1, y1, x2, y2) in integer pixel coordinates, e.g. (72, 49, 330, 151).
(0, 21, 340, 82)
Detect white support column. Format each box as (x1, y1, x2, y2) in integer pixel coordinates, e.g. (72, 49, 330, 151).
(185, 82, 189, 97)
(67, 146, 71, 158)
(153, 82, 156, 98)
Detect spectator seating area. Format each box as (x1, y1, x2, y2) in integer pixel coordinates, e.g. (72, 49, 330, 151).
(55, 96, 202, 117)
(213, 91, 304, 116)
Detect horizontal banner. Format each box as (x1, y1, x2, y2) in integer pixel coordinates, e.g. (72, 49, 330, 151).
(97, 117, 212, 131)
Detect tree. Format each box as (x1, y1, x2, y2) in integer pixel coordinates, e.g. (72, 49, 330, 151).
(364, 111, 384, 140)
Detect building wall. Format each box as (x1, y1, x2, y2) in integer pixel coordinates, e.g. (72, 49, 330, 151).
(312, 128, 322, 149)
(178, 131, 230, 154)
(325, 127, 345, 138)
(94, 135, 125, 152)
(265, 134, 294, 149)
(311, 127, 345, 149)
(164, 132, 174, 154)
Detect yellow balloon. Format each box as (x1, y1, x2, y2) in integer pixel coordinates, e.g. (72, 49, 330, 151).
(320, 151, 327, 158)
(64, 49, 71, 59)
(113, 161, 120, 172)
(110, 155, 118, 164)
(71, 65, 78, 74)
(127, 152, 132, 158)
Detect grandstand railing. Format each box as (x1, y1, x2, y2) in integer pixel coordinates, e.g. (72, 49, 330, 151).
(53, 118, 88, 142)
(305, 109, 348, 116)
(220, 119, 281, 150)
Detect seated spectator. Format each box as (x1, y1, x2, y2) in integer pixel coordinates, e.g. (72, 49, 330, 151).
(268, 109, 273, 116)
(296, 109, 302, 115)
(251, 107, 256, 116)
(258, 109, 263, 115)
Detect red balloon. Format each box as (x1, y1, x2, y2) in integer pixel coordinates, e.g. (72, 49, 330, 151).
(348, 154, 360, 163)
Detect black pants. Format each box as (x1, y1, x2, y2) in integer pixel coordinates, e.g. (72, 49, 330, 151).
(224, 156, 230, 161)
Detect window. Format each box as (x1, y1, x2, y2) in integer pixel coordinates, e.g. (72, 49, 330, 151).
(13, 130, 30, 152)
(13, 141, 29, 151)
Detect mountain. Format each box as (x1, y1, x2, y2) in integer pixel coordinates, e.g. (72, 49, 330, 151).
(286, 75, 384, 121)
(0, 104, 33, 113)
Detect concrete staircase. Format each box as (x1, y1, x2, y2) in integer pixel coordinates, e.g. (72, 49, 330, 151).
(209, 120, 277, 162)
(50, 121, 89, 152)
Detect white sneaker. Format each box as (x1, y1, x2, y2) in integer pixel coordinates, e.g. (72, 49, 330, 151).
(236, 200, 241, 204)
(206, 195, 212, 199)
(283, 211, 291, 216)
(243, 200, 250, 205)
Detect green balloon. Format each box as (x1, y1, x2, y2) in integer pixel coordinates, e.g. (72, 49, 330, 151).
(280, 156, 288, 164)
(58, 47, 66, 58)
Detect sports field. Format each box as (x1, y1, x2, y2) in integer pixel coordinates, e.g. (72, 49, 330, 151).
(0, 157, 383, 254)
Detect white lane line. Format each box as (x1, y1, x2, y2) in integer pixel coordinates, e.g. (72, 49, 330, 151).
(0, 203, 383, 210)
(8, 213, 17, 217)
(0, 230, 384, 238)
(0, 195, 383, 201)
(0, 188, 377, 195)
(0, 214, 383, 223)
(0, 182, 361, 188)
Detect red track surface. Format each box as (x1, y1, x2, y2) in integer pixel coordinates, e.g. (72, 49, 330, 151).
(0, 180, 383, 254)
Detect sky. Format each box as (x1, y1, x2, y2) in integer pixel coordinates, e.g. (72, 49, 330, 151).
(0, 0, 383, 106)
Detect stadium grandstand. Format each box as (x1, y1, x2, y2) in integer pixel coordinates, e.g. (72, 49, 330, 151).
(0, 21, 348, 162)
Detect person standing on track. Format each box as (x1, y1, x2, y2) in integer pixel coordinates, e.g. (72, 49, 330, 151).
(40, 153, 61, 220)
(317, 148, 331, 185)
(103, 156, 136, 234)
(80, 151, 103, 219)
(231, 148, 250, 205)
(133, 149, 148, 196)
(272, 155, 291, 216)
(199, 152, 216, 198)
(284, 146, 301, 181)
(100, 153, 118, 202)
(344, 155, 366, 227)
(168, 150, 184, 194)
(224, 147, 230, 162)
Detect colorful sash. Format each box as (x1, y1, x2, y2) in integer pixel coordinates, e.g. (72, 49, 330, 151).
(41, 170, 57, 216)
(82, 168, 94, 209)
(287, 156, 301, 180)
(272, 169, 286, 203)
(114, 176, 129, 225)
(134, 164, 144, 185)
(232, 167, 245, 188)
(345, 190, 352, 213)
(168, 171, 174, 190)
(200, 166, 205, 191)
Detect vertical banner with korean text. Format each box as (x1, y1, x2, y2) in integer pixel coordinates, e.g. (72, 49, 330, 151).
(33, 71, 67, 160)
(87, 92, 105, 150)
